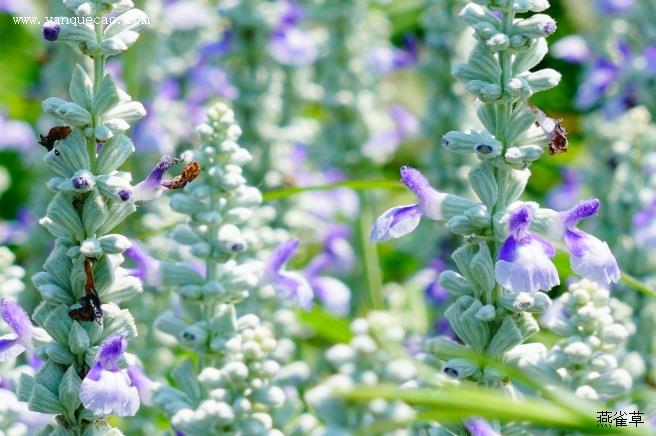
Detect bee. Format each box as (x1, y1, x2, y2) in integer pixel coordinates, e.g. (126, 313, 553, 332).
(529, 104, 568, 155)
(163, 161, 201, 190)
(38, 126, 72, 152)
(69, 258, 103, 324)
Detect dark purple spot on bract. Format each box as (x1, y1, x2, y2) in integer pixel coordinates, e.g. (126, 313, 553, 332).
(118, 189, 132, 201)
(43, 22, 60, 41)
(476, 144, 493, 154)
(231, 243, 245, 252)
(443, 367, 459, 377)
(441, 138, 449, 146)
(72, 176, 89, 189)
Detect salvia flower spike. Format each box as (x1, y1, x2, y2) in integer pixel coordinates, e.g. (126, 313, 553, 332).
(368, 2, 621, 431)
(16, 1, 154, 432)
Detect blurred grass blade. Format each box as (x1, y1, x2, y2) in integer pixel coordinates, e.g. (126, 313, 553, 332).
(262, 179, 403, 201)
(296, 306, 353, 343)
(619, 271, 656, 300)
(343, 384, 642, 434)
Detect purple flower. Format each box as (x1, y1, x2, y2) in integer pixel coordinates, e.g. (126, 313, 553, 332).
(0, 114, 36, 152)
(495, 206, 560, 293)
(595, 0, 634, 14)
(188, 66, 237, 105)
(633, 200, 656, 250)
(42, 21, 60, 41)
(132, 155, 180, 201)
(365, 38, 419, 75)
(645, 45, 656, 74)
(370, 166, 446, 242)
(305, 226, 354, 276)
(557, 199, 620, 284)
(125, 241, 161, 287)
(545, 168, 581, 210)
(0, 299, 34, 361)
(79, 334, 140, 416)
(270, 28, 318, 66)
(308, 276, 350, 316)
(264, 240, 313, 309)
(127, 365, 157, 405)
(465, 418, 501, 436)
(552, 36, 591, 63)
(575, 59, 619, 110)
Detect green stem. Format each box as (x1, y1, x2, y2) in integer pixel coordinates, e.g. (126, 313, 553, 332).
(357, 191, 384, 312)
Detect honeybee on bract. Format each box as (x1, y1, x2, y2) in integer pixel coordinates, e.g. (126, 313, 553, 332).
(529, 104, 568, 155)
(163, 161, 201, 190)
(38, 125, 72, 151)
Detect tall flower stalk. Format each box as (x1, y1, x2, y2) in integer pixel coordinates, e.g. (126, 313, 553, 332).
(154, 103, 304, 435)
(11, 2, 181, 433)
(371, 0, 620, 399)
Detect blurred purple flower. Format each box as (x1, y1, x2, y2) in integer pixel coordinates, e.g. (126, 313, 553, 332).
(0, 114, 36, 152)
(292, 144, 360, 220)
(0, 207, 35, 245)
(79, 334, 140, 416)
(200, 31, 233, 60)
(575, 58, 619, 110)
(125, 241, 162, 287)
(545, 168, 582, 210)
(363, 105, 419, 159)
(164, 0, 213, 30)
(366, 37, 419, 75)
(269, 1, 317, 66)
(370, 166, 446, 242)
(552, 36, 591, 63)
(264, 240, 313, 309)
(307, 276, 350, 316)
(0, 299, 34, 361)
(495, 205, 560, 294)
(557, 199, 620, 285)
(0, 0, 36, 14)
(633, 200, 656, 250)
(305, 225, 355, 276)
(595, 0, 634, 15)
(188, 66, 237, 106)
(465, 418, 501, 436)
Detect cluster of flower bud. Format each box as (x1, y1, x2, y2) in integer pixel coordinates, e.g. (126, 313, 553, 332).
(509, 279, 634, 401)
(156, 306, 306, 435)
(306, 312, 417, 433)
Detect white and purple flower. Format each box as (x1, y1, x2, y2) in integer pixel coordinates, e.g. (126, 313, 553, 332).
(79, 334, 140, 416)
(557, 199, 620, 285)
(0, 299, 34, 361)
(264, 240, 314, 309)
(495, 205, 560, 294)
(130, 155, 181, 202)
(370, 166, 447, 242)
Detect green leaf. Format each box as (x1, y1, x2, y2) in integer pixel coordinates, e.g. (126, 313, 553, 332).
(296, 306, 352, 343)
(262, 179, 403, 202)
(342, 385, 639, 434)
